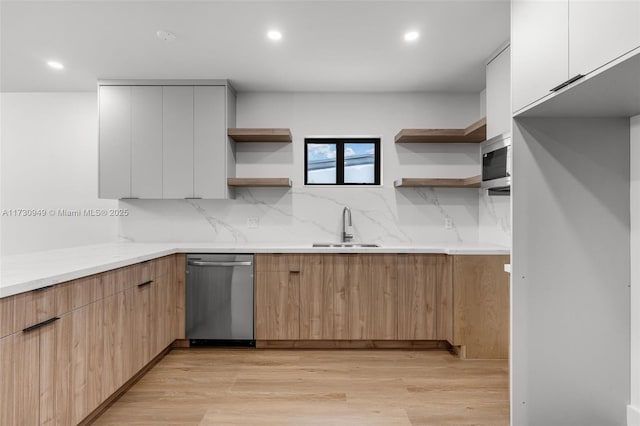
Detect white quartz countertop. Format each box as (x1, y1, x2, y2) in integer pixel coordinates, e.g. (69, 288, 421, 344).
(0, 241, 510, 298)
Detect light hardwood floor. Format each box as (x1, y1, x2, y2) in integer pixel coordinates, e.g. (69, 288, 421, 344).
(93, 349, 509, 425)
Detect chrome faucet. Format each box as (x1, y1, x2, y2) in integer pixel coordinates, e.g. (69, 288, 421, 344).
(342, 206, 354, 243)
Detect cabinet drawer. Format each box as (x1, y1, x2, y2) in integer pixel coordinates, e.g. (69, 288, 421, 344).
(255, 254, 300, 272)
(153, 255, 175, 278)
(102, 265, 140, 296)
(131, 260, 154, 286)
(13, 285, 58, 332)
(0, 296, 15, 338)
(55, 274, 103, 314)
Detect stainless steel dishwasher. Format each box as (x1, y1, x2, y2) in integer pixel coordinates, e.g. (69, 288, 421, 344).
(186, 254, 255, 346)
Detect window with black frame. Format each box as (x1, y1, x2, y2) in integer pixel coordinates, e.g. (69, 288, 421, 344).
(304, 138, 381, 185)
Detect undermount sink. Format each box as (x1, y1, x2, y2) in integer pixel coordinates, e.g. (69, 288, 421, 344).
(312, 243, 380, 248)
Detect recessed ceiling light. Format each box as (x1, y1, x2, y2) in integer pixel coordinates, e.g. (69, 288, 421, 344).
(404, 31, 420, 42)
(156, 30, 176, 42)
(267, 30, 283, 41)
(47, 61, 64, 70)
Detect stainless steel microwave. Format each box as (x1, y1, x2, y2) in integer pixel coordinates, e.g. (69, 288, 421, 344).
(481, 133, 511, 194)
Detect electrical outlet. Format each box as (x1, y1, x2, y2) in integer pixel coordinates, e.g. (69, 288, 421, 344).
(444, 218, 453, 229)
(247, 217, 259, 229)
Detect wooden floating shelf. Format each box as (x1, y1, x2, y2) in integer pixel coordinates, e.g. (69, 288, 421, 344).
(394, 175, 481, 188)
(227, 178, 292, 187)
(228, 128, 292, 143)
(394, 117, 486, 143)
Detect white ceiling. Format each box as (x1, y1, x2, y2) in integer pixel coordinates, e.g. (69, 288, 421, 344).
(0, 0, 510, 93)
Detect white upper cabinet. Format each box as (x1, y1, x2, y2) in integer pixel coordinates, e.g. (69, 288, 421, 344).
(99, 86, 132, 199)
(131, 86, 163, 199)
(512, 0, 569, 113)
(194, 86, 228, 199)
(486, 45, 511, 139)
(162, 86, 195, 199)
(512, 0, 640, 113)
(98, 81, 234, 199)
(569, 0, 640, 77)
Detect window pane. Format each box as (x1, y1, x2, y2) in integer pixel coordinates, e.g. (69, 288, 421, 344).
(344, 143, 375, 184)
(307, 143, 337, 184)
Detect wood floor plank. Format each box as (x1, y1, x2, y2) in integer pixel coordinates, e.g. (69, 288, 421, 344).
(94, 349, 509, 426)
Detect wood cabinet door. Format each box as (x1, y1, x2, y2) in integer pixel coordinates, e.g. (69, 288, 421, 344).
(255, 255, 300, 339)
(39, 315, 61, 426)
(103, 289, 134, 395)
(436, 256, 453, 342)
(512, 0, 568, 112)
(174, 254, 187, 340)
(0, 334, 15, 426)
(299, 255, 348, 340)
(50, 301, 106, 425)
(162, 86, 195, 199)
(150, 273, 174, 357)
(132, 281, 152, 369)
(397, 255, 439, 340)
(99, 85, 132, 199)
(569, 0, 640, 78)
(453, 255, 510, 359)
(87, 299, 106, 414)
(0, 296, 15, 338)
(13, 326, 41, 425)
(348, 254, 397, 340)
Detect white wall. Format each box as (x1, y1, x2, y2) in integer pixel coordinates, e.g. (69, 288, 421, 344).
(119, 92, 507, 246)
(629, 114, 640, 425)
(1, 93, 117, 255)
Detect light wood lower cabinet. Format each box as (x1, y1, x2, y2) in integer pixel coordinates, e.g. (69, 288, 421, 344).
(397, 254, 452, 341)
(348, 254, 398, 340)
(13, 327, 40, 425)
(452, 255, 510, 359)
(255, 253, 507, 356)
(103, 288, 134, 394)
(132, 281, 152, 371)
(0, 254, 184, 425)
(1, 295, 16, 338)
(255, 255, 301, 339)
(299, 255, 349, 340)
(256, 253, 444, 342)
(0, 334, 15, 425)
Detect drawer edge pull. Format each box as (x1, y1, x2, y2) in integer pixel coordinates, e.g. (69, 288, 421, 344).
(138, 280, 154, 288)
(23, 317, 60, 333)
(550, 74, 584, 92)
(33, 285, 54, 292)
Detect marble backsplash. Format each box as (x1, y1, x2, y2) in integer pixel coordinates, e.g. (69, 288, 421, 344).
(479, 191, 511, 247)
(118, 186, 491, 246)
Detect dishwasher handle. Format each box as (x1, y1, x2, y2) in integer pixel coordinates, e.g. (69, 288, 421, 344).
(188, 260, 253, 267)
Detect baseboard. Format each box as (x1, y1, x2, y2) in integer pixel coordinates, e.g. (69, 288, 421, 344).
(628, 404, 640, 426)
(79, 344, 173, 425)
(256, 340, 452, 349)
(450, 345, 467, 359)
(172, 338, 190, 348)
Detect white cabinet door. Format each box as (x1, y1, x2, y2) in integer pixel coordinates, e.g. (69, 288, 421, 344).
(194, 86, 227, 199)
(486, 45, 511, 139)
(162, 86, 194, 199)
(99, 86, 131, 199)
(131, 86, 163, 199)
(569, 0, 640, 77)
(512, 0, 569, 112)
